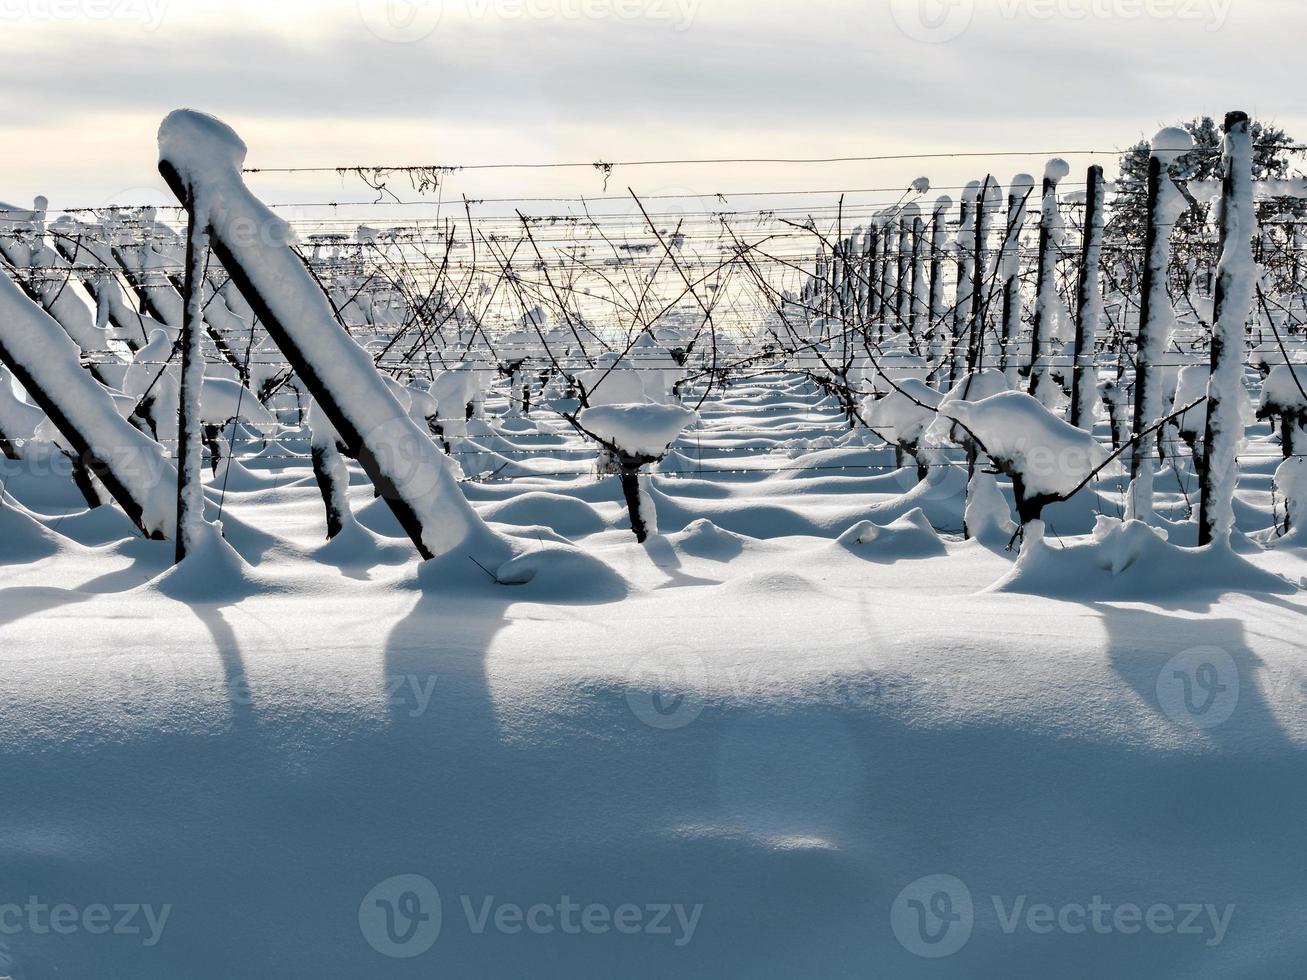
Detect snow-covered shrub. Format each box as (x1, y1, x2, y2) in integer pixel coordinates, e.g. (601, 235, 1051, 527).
(578, 402, 697, 542)
(938, 390, 1113, 530)
(1258, 363, 1307, 458)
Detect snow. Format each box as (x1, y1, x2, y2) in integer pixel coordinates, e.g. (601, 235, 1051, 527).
(1260, 363, 1307, 413)
(940, 390, 1114, 499)
(157, 109, 505, 563)
(578, 402, 697, 458)
(1203, 118, 1258, 546)
(0, 365, 1300, 978)
(4, 98, 1307, 980)
(0, 269, 175, 538)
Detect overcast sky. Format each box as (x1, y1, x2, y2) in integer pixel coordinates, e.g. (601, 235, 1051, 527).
(4, 0, 1303, 217)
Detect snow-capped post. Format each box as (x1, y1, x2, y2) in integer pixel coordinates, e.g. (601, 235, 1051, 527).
(866, 225, 882, 324)
(896, 207, 915, 331)
(174, 191, 210, 563)
(1070, 165, 1106, 430)
(157, 109, 507, 565)
(1128, 128, 1195, 524)
(967, 176, 998, 374)
(951, 183, 979, 386)
(1199, 112, 1256, 549)
(909, 213, 925, 351)
(928, 196, 952, 371)
(998, 175, 1034, 379)
(1029, 159, 1070, 406)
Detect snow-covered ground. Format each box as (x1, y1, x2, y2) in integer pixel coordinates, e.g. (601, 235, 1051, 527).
(0, 374, 1303, 978)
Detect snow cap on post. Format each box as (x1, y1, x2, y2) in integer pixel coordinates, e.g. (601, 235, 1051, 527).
(1150, 126, 1196, 166)
(1043, 158, 1071, 184)
(158, 109, 248, 180)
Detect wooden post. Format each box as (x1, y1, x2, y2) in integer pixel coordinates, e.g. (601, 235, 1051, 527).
(1070, 165, 1106, 430)
(967, 176, 996, 375)
(1130, 153, 1166, 482)
(998, 176, 1033, 379)
(909, 214, 925, 353)
(896, 212, 912, 331)
(952, 185, 978, 387)
(1029, 162, 1068, 404)
(1199, 111, 1256, 548)
(175, 194, 210, 563)
(928, 197, 951, 372)
(866, 226, 882, 326)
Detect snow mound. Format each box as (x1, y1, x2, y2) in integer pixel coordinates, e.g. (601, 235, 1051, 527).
(492, 542, 629, 602)
(482, 492, 608, 538)
(673, 519, 748, 561)
(0, 493, 72, 564)
(837, 508, 947, 560)
(149, 523, 271, 602)
(579, 403, 697, 458)
(992, 518, 1299, 600)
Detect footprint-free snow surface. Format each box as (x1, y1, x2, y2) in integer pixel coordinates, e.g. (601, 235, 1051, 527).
(1, 375, 1305, 979)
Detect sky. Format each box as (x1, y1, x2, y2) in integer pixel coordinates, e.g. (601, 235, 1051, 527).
(2, 0, 1304, 220)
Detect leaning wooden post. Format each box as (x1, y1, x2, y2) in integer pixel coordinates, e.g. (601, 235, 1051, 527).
(1070, 166, 1106, 430)
(1029, 159, 1070, 406)
(1199, 111, 1256, 548)
(175, 192, 210, 562)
